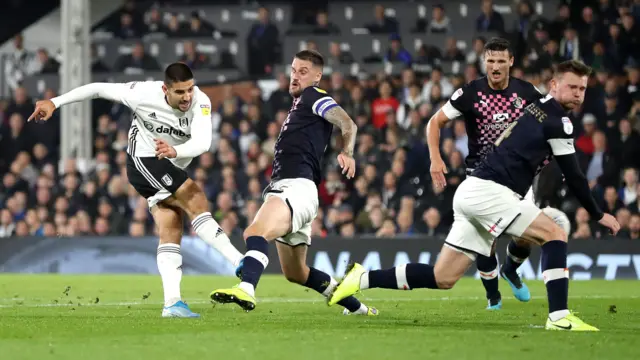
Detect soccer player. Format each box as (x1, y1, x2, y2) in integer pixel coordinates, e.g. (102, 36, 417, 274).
(426, 37, 570, 309)
(329, 60, 620, 331)
(210, 50, 377, 316)
(28, 63, 244, 318)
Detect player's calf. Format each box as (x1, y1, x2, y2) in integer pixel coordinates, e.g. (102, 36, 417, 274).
(278, 243, 369, 314)
(168, 179, 243, 267)
(520, 213, 570, 321)
(476, 254, 501, 307)
(236, 196, 292, 297)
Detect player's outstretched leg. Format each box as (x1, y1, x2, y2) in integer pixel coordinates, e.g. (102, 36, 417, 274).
(168, 179, 244, 267)
(328, 245, 472, 306)
(210, 195, 292, 311)
(476, 254, 502, 310)
(276, 242, 378, 316)
(152, 204, 200, 318)
(518, 212, 598, 331)
(500, 238, 532, 302)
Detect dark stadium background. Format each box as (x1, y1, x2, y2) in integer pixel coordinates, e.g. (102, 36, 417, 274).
(0, 0, 639, 278)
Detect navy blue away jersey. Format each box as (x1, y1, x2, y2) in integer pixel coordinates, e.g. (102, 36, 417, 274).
(271, 86, 337, 185)
(441, 77, 544, 169)
(472, 94, 575, 197)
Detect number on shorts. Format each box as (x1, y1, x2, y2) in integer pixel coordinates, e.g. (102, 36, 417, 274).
(494, 121, 518, 147)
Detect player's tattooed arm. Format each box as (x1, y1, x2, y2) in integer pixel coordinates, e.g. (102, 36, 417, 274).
(323, 106, 358, 156)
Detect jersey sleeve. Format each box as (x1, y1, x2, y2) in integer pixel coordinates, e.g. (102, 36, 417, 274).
(441, 82, 473, 120)
(544, 115, 575, 156)
(173, 89, 213, 159)
(304, 87, 339, 119)
(51, 81, 146, 111)
(545, 114, 604, 220)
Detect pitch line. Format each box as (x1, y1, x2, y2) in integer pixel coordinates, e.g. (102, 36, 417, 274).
(0, 294, 637, 308)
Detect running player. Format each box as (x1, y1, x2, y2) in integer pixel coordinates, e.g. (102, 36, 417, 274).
(210, 50, 377, 316)
(328, 60, 619, 331)
(28, 63, 244, 318)
(426, 37, 570, 309)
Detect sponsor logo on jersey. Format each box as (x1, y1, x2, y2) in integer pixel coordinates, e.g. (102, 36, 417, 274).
(484, 122, 511, 130)
(148, 112, 157, 119)
(200, 104, 211, 116)
(313, 87, 327, 94)
(492, 113, 510, 122)
(562, 117, 573, 135)
(179, 117, 189, 128)
(155, 125, 191, 138)
(161, 174, 173, 186)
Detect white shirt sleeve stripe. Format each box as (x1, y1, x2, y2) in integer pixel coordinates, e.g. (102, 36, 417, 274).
(547, 138, 575, 156)
(441, 100, 462, 120)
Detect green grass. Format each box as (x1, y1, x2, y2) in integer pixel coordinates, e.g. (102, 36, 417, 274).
(0, 275, 639, 360)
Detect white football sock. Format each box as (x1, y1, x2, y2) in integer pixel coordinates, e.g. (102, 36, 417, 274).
(238, 282, 255, 298)
(549, 309, 571, 322)
(360, 272, 370, 290)
(157, 243, 182, 307)
(192, 212, 243, 267)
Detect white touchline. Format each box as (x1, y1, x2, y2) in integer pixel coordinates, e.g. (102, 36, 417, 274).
(0, 294, 636, 308)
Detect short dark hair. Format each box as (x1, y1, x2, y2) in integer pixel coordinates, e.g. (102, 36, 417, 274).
(164, 62, 193, 85)
(554, 60, 593, 78)
(483, 37, 512, 56)
(294, 49, 324, 68)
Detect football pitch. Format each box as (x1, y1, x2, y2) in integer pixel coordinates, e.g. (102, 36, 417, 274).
(0, 275, 638, 360)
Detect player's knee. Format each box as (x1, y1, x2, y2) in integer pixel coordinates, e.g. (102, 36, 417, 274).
(544, 223, 568, 243)
(436, 277, 457, 290)
(175, 180, 208, 216)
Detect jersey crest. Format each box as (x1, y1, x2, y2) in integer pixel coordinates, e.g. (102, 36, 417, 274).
(562, 117, 573, 135)
(179, 117, 189, 128)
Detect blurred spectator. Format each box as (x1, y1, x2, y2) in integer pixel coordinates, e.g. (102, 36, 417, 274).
(326, 42, 355, 67)
(313, 11, 340, 35)
(427, 4, 451, 34)
(246, 7, 281, 77)
(34, 48, 59, 74)
(385, 34, 412, 66)
(365, 4, 399, 34)
(3, 34, 37, 91)
(113, 42, 161, 73)
(179, 40, 211, 69)
(476, 0, 505, 33)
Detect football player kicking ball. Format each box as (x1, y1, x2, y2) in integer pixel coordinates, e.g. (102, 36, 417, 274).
(29, 63, 244, 318)
(210, 50, 377, 316)
(329, 60, 619, 331)
(427, 37, 571, 309)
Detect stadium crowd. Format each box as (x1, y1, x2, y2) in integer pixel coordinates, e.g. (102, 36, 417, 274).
(1, 0, 640, 240)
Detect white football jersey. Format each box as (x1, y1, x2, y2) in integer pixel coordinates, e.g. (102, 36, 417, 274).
(121, 81, 212, 169)
(51, 80, 214, 169)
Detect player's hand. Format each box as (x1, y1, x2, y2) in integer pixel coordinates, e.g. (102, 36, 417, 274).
(430, 156, 448, 189)
(598, 213, 620, 236)
(337, 152, 356, 179)
(155, 139, 177, 159)
(28, 100, 56, 122)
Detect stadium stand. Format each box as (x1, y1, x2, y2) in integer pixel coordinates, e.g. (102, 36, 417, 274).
(1, 0, 640, 241)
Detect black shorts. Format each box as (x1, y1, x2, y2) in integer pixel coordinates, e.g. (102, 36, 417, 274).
(126, 155, 189, 206)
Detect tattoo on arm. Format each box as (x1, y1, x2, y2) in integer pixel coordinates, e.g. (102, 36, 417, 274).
(323, 106, 358, 156)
